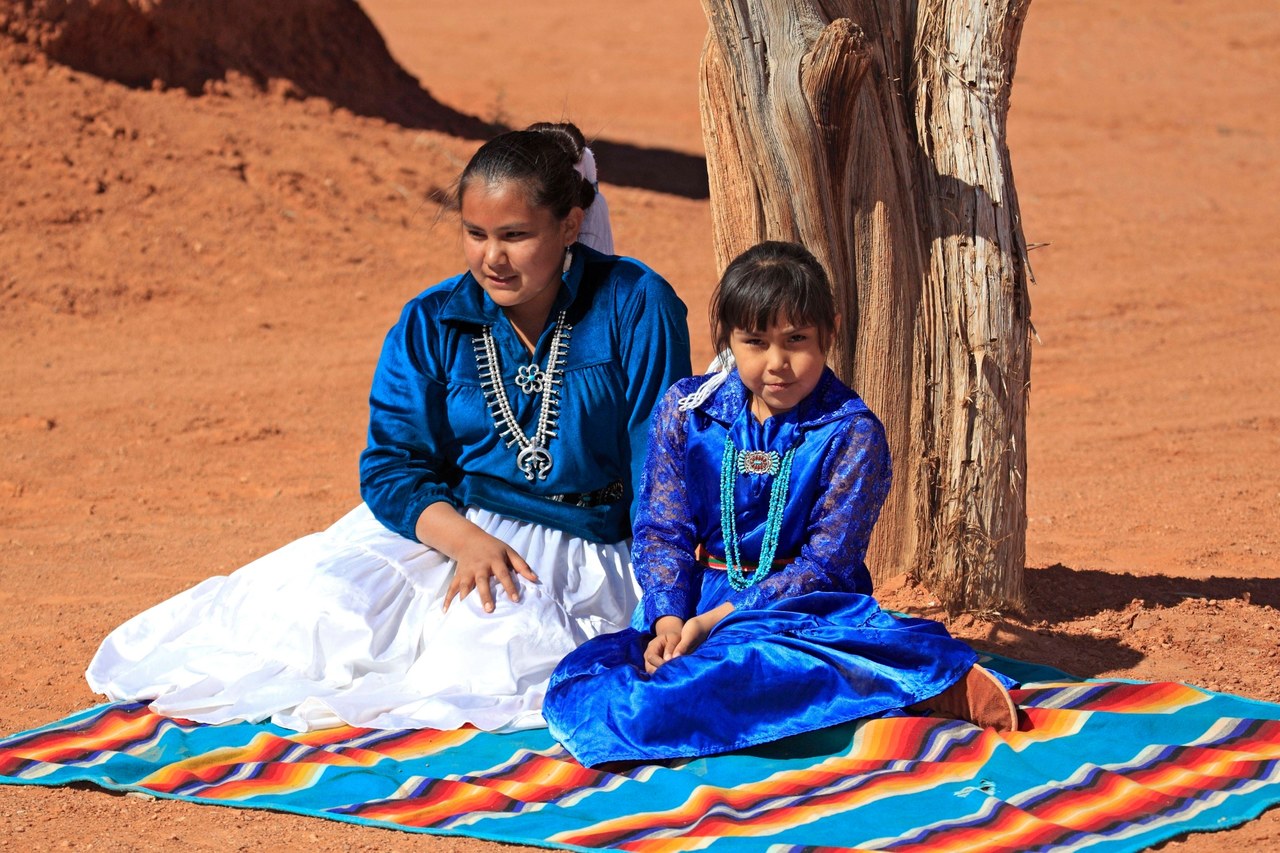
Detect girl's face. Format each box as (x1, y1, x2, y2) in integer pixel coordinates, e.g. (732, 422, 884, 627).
(460, 180, 582, 324)
(729, 317, 828, 422)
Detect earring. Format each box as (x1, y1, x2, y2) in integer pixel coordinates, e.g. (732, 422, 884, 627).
(562, 247, 574, 274)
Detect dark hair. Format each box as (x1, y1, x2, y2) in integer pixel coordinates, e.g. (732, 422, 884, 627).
(456, 122, 596, 219)
(710, 241, 838, 353)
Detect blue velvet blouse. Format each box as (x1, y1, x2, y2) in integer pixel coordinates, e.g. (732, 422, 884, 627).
(359, 244, 691, 545)
(633, 368, 892, 627)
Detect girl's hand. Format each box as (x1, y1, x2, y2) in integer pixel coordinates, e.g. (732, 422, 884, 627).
(443, 533, 538, 613)
(673, 602, 735, 659)
(671, 616, 712, 658)
(415, 504, 539, 615)
(644, 616, 684, 673)
(442, 532, 537, 612)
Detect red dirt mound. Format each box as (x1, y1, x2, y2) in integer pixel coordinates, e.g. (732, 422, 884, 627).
(0, 0, 484, 132)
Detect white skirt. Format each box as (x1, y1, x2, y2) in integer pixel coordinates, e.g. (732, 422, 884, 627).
(85, 504, 638, 732)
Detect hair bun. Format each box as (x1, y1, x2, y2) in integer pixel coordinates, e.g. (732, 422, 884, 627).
(526, 122, 596, 210)
(526, 122, 586, 161)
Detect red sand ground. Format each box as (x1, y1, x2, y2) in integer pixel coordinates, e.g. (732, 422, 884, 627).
(1, 0, 1278, 849)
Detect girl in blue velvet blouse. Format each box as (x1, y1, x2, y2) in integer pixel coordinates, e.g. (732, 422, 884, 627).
(87, 123, 691, 733)
(545, 241, 1016, 766)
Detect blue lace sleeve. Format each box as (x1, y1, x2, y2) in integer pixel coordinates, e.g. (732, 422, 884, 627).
(727, 413, 891, 610)
(631, 385, 703, 629)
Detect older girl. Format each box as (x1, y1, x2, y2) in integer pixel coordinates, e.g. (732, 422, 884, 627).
(87, 122, 691, 732)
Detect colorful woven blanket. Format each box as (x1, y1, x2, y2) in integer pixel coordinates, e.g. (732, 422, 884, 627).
(3, 656, 1279, 851)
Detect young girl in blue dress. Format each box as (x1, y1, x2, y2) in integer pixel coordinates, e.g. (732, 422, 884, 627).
(544, 240, 1016, 766)
(86, 122, 691, 733)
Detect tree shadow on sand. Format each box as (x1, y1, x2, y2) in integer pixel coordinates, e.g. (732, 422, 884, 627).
(895, 565, 1280, 682)
(1027, 563, 1279, 615)
(5, 0, 709, 199)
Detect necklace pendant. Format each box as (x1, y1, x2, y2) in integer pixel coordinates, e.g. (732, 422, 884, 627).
(515, 364, 545, 395)
(474, 312, 571, 482)
(737, 449, 781, 476)
(517, 445, 554, 481)
(720, 436, 797, 592)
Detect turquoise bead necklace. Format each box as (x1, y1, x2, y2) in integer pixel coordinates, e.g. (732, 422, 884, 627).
(719, 435, 797, 591)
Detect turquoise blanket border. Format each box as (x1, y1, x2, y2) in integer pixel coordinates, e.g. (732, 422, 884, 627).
(4, 653, 1280, 852)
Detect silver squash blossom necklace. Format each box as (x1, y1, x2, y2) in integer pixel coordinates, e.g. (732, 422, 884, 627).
(474, 310, 572, 481)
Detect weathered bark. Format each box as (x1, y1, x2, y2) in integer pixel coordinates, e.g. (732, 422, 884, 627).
(699, 0, 1032, 612)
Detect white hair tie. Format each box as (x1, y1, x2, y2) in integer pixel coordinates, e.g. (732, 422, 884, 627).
(572, 146, 614, 255)
(573, 147, 599, 185)
(677, 351, 736, 411)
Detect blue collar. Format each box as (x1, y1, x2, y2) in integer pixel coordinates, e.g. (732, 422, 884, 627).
(438, 242, 589, 327)
(698, 368, 870, 430)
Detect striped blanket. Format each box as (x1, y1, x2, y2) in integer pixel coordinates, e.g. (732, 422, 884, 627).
(3, 656, 1279, 851)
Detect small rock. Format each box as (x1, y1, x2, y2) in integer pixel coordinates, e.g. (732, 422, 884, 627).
(1130, 612, 1159, 631)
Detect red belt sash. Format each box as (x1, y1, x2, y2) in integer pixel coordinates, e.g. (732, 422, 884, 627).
(695, 544, 793, 572)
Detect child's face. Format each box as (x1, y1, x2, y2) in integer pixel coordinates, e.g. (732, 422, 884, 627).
(460, 180, 582, 323)
(729, 317, 827, 422)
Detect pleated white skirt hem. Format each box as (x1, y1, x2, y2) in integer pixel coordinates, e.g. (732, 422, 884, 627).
(86, 504, 637, 732)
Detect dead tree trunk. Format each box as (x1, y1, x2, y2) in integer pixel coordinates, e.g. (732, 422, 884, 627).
(700, 0, 1032, 613)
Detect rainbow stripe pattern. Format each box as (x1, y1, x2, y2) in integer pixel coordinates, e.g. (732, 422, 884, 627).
(3, 656, 1280, 851)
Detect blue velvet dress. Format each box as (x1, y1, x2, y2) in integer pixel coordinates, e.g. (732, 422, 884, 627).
(544, 369, 982, 766)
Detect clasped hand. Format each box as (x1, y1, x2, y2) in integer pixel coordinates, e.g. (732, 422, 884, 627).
(643, 603, 734, 674)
